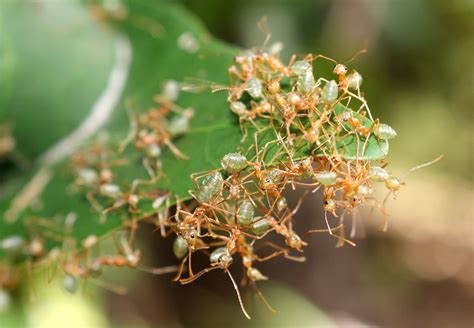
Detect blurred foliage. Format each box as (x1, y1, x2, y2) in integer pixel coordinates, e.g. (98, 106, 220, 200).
(0, 1, 115, 160)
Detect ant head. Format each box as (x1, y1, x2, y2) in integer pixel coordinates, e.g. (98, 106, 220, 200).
(333, 63, 347, 76)
(287, 233, 307, 250)
(324, 197, 337, 213)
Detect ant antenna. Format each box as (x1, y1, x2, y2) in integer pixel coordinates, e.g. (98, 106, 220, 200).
(251, 281, 276, 313)
(402, 155, 444, 178)
(257, 16, 271, 50)
(343, 45, 368, 64)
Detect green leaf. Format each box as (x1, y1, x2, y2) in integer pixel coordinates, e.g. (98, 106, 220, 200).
(0, 1, 116, 160)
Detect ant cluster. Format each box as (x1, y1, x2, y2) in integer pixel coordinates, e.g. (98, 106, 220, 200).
(0, 85, 190, 309)
(0, 44, 440, 318)
(61, 86, 200, 293)
(160, 47, 413, 318)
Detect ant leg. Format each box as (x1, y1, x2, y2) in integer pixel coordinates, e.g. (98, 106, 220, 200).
(173, 256, 188, 282)
(263, 241, 306, 262)
(303, 224, 342, 235)
(228, 65, 245, 82)
(254, 250, 287, 262)
(287, 54, 296, 70)
(131, 171, 161, 192)
(250, 280, 276, 313)
(187, 249, 194, 277)
(239, 118, 248, 143)
(346, 90, 374, 120)
(119, 100, 138, 153)
(350, 208, 359, 239)
(156, 196, 170, 238)
(252, 128, 278, 164)
(25, 260, 36, 302)
(142, 158, 156, 178)
(164, 139, 188, 160)
(382, 191, 393, 232)
(102, 199, 126, 216)
(46, 257, 60, 284)
(138, 264, 179, 275)
(89, 278, 128, 295)
(86, 191, 102, 213)
(179, 266, 219, 284)
(335, 226, 356, 247)
(324, 211, 333, 235)
(128, 216, 139, 247)
(304, 224, 356, 247)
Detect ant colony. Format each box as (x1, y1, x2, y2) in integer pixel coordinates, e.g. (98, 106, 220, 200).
(0, 40, 442, 318)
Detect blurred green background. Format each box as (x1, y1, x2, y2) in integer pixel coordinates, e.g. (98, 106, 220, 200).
(1, 0, 473, 327)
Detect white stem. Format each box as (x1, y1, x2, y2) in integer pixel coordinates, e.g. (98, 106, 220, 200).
(39, 35, 132, 165)
(5, 35, 132, 222)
